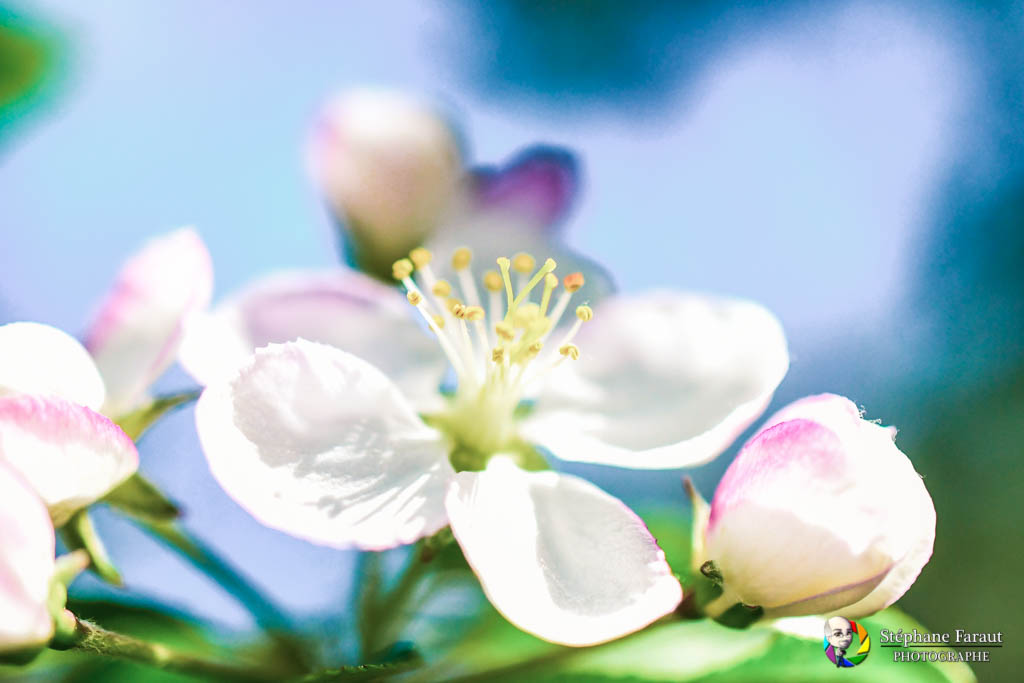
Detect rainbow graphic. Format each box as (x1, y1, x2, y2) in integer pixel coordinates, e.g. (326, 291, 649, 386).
(823, 620, 871, 667)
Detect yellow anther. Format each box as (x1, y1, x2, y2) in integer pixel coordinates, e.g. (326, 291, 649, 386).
(563, 272, 585, 293)
(432, 314, 445, 329)
(559, 343, 581, 360)
(445, 297, 464, 313)
(492, 347, 505, 363)
(392, 258, 414, 281)
(495, 321, 515, 341)
(512, 252, 536, 274)
(576, 305, 593, 322)
(451, 303, 468, 319)
(483, 270, 504, 292)
(452, 247, 472, 271)
(432, 280, 452, 297)
(527, 341, 543, 357)
(409, 247, 432, 268)
(464, 305, 485, 322)
(406, 290, 423, 306)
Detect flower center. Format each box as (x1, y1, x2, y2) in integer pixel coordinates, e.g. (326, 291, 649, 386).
(393, 247, 591, 466)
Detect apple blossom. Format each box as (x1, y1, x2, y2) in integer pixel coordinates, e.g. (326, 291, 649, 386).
(697, 394, 936, 619)
(0, 460, 56, 652)
(189, 244, 788, 645)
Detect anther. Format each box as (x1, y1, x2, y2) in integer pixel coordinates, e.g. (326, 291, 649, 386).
(406, 290, 423, 306)
(392, 258, 414, 281)
(451, 303, 468, 319)
(512, 252, 536, 274)
(432, 280, 452, 297)
(492, 347, 505, 363)
(564, 272, 584, 293)
(576, 305, 593, 322)
(409, 247, 432, 268)
(432, 314, 445, 329)
(495, 321, 515, 341)
(452, 247, 472, 271)
(483, 270, 503, 292)
(464, 305, 485, 321)
(559, 343, 580, 360)
(527, 341, 543, 357)
(445, 297, 464, 313)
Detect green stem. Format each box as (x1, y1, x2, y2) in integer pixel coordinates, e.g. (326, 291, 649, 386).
(69, 615, 280, 681)
(140, 519, 311, 671)
(360, 547, 431, 660)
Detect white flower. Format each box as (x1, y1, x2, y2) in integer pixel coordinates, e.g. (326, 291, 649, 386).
(0, 228, 212, 524)
(698, 394, 936, 619)
(186, 244, 788, 645)
(0, 460, 56, 652)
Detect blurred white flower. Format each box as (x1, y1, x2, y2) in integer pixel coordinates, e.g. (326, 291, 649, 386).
(697, 393, 936, 619)
(0, 227, 212, 524)
(187, 245, 788, 645)
(0, 460, 56, 652)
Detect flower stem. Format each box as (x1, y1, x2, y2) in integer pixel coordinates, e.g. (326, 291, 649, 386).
(69, 615, 280, 681)
(359, 547, 432, 660)
(139, 519, 312, 672)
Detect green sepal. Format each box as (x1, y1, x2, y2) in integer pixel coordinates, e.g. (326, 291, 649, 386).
(46, 553, 88, 650)
(114, 391, 199, 441)
(59, 509, 122, 586)
(0, 645, 44, 666)
(102, 472, 180, 523)
(714, 602, 765, 630)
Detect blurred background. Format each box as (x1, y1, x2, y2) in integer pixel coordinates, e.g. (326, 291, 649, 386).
(1, 0, 1021, 680)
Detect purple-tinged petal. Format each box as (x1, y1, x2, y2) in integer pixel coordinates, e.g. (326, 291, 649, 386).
(0, 322, 105, 411)
(0, 395, 138, 527)
(178, 269, 448, 412)
(84, 228, 213, 416)
(195, 340, 455, 551)
(467, 145, 580, 233)
(0, 461, 55, 651)
(445, 458, 682, 646)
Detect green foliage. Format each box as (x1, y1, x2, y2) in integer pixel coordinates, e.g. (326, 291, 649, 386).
(60, 510, 123, 586)
(115, 392, 200, 442)
(0, 6, 64, 146)
(103, 473, 181, 524)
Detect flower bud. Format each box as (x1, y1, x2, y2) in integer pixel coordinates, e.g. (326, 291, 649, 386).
(699, 394, 935, 619)
(308, 89, 463, 277)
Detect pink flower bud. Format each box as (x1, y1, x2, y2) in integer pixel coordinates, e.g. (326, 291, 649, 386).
(701, 394, 935, 618)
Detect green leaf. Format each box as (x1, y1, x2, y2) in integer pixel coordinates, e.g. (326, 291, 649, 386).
(114, 391, 199, 442)
(0, 7, 65, 147)
(102, 473, 180, 523)
(59, 510, 122, 586)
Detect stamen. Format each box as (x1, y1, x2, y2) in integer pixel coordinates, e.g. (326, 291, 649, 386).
(433, 314, 445, 329)
(409, 247, 432, 269)
(564, 272, 584, 293)
(483, 270, 505, 346)
(559, 343, 580, 360)
(432, 280, 452, 297)
(392, 258, 414, 281)
(497, 257, 515, 313)
(510, 258, 556, 312)
(491, 347, 505, 363)
(512, 252, 536, 274)
(483, 270, 503, 292)
(406, 291, 423, 306)
(575, 305, 593, 322)
(401, 277, 466, 377)
(452, 247, 472, 271)
(495, 321, 515, 341)
(540, 272, 583, 345)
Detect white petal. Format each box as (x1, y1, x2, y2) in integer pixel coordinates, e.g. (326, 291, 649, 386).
(445, 458, 682, 646)
(522, 292, 788, 469)
(0, 395, 138, 527)
(195, 339, 454, 550)
(180, 269, 447, 412)
(84, 228, 213, 416)
(0, 322, 105, 410)
(0, 461, 55, 651)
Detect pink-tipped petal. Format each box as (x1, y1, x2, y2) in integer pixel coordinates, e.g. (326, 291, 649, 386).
(705, 395, 935, 618)
(0, 395, 137, 527)
(0, 322, 105, 411)
(84, 228, 213, 416)
(0, 461, 56, 651)
(521, 291, 788, 469)
(445, 458, 682, 646)
(178, 269, 448, 412)
(195, 340, 454, 551)
(468, 145, 579, 232)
